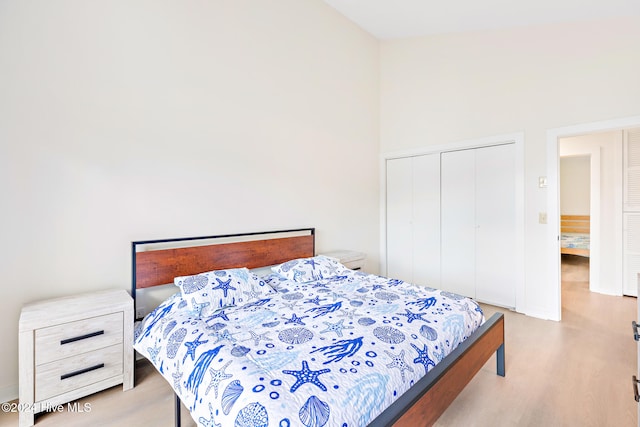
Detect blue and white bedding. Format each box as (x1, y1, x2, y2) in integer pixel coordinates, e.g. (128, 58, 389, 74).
(134, 258, 484, 427)
(561, 233, 590, 251)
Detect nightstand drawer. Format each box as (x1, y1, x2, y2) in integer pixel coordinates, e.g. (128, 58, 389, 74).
(35, 312, 123, 365)
(35, 343, 123, 402)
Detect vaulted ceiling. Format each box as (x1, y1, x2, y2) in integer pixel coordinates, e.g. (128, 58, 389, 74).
(323, 0, 640, 39)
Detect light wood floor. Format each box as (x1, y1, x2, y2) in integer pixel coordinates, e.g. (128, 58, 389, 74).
(437, 255, 637, 427)
(2, 256, 636, 427)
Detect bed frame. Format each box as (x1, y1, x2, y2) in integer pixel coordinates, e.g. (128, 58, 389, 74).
(560, 215, 590, 257)
(132, 228, 505, 427)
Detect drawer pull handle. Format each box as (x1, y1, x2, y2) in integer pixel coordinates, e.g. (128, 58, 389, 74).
(60, 330, 104, 345)
(61, 363, 105, 380)
(633, 375, 640, 403)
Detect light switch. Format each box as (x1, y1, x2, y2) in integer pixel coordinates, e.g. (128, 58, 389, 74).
(539, 212, 547, 224)
(538, 176, 547, 188)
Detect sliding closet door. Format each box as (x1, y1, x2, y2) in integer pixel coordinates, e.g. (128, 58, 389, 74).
(440, 149, 476, 298)
(624, 213, 640, 297)
(440, 144, 516, 307)
(623, 128, 640, 296)
(412, 154, 441, 287)
(475, 144, 516, 307)
(386, 157, 413, 282)
(386, 154, 441, 285)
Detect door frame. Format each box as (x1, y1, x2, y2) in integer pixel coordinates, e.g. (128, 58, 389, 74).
(380, 131, 525, 314)
(547, 115, 640, 321)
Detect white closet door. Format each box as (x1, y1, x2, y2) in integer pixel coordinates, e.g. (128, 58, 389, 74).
(441, 149, 476, 298)
(624, 213, 640, 297)
(386, 157, 413, 282)
(624, 129, 640, 296)
(413, 154, 441, 287)
(624, 128, 640, 212)
(475, 144, 516, 307)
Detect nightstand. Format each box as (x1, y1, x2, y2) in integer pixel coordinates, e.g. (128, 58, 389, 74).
(18, 289, 134, 427)
(321, 250, 367, 270)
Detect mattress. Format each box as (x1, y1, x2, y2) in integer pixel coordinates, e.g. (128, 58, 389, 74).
(561, 232, 590, 250)
(134, 269, 484, 427)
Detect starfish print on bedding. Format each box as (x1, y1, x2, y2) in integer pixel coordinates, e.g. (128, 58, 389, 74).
(190, 298, 211, 317)
(183, 333, 209, 364)
(410, 343, 436, 374)
(337, 308, 360, 320)
(282, 360, 331, 393)
(283, 313, 309, 326)
(213, 329, 237, 344)
(242, 286, 262, 301)
(320, 319, 354, 337)
(205, 360, 233, 398)
(206, 309, 230, 322)
(245, 330, 272, 346)
(396, 308, 429, 324)
(385, 349, 414, 382)
(210, 278, 236, 297)
(172, 362, 184, 394)
(198, 403, 222, 427)
(304, 296, 326, 305)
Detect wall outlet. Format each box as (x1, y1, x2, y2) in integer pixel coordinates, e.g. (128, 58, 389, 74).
(539, 212, 548, 224)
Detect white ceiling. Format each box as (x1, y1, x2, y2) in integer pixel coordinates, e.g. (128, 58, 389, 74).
(323, 0, 640, 40)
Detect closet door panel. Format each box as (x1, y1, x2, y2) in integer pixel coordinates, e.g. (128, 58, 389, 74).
(624, 212, 640, 297)
(413, 154, 441, 287)
(440, 150, 476, 298)
(624, 129, 640, 296)
(623, 128, 640, 212)
(475, 144, 516, 307)
(386, 157, 413, 282)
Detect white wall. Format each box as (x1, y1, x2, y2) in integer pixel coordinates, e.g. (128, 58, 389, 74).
(0, 0, 379, 401)
(380, 17, 640, 319)
(560, 156, 590, 215)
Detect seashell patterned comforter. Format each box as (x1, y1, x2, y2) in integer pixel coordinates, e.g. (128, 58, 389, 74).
(134, 269, 484, 427)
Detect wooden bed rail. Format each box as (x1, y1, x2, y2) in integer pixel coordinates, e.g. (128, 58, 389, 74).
(371, 312, 506, 427)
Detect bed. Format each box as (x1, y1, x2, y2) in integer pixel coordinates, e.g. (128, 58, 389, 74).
(131, 228, 505, 427)
(560, 215, 590, 257)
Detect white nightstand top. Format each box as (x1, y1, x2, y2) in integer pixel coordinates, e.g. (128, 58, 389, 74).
(321, 250, 367, 270)
(321, 250, 366, 263)
(19, 289, 132, 332)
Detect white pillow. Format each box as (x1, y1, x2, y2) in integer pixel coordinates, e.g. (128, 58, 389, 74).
(174, 267, 273, 316)
(271, 255, 348, 283)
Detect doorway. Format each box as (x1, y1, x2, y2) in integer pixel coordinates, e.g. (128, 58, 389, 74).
(559, 154, 593, 317)
(548, 116, 640, 321)
(558, 139, 602, 296)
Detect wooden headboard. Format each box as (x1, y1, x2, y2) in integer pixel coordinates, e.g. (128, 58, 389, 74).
(131, 228, 315, 311)
(560, 215, 590, 234)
